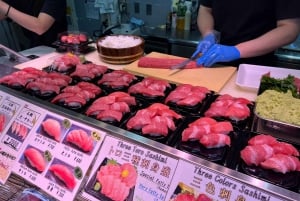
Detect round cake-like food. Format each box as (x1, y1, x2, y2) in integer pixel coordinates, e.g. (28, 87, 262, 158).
(97, 35, 144, 64)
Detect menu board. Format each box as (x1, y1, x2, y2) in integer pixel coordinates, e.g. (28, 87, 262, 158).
(0, 92, 25, 183)
(82, 135, 179, 201)
(12, 110, 106, 201)
(166, 160, 286, 201)
(0, 90, 107, 200)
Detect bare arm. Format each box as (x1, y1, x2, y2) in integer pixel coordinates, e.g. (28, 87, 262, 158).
(236, 18, 300, 58)
(197, 5, 215, 37)
(0, 1, 55, 35)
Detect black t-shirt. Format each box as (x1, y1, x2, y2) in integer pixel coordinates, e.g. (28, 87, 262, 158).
(4, 0, 67, 47)
(200, 0, 300, 66)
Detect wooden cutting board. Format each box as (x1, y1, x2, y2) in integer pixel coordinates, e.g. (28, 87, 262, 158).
(124, 52, 237, 92)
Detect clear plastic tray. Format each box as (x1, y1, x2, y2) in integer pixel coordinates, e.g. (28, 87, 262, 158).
(235, 64, 300, 90)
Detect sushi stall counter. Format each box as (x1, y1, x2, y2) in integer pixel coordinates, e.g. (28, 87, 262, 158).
(0, 48, 299, 201)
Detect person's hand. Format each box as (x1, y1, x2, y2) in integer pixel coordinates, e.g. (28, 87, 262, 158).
(196, 44, 240, 67)
(191, 33, 218, 58)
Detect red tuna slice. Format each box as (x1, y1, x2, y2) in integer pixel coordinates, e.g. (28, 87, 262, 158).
(110, 102, 130, 113)
(190, 117, 217, 126)
(173, 193, 195, 201)
(70, 67, 95, 80)
(66, 129, 94, 152)
(126, 110, 153, 130)
(120, 163, 137, 188)
(138, 56, 198, 69)
(76, 90, 97, 100)
(110, 92, 136, 106)
(96, 163, 122, 179)
(97, 110, 123, 122)
(199, 134, 231, 148)
(240, 144, 274, 166)
(260, 154, 300, 174)
(85, 103, 110, 116)
(51, 92, 75, 103)
(129, 84, 165, 97)
(176, 96, 204, 106)
(0, 114, 5, 132)
(182, 125, 210, 141)
(225, 102, 250, 121)
(49, 164, 76, 190)
(77, 82, 102, 95)
(271, 142, 299, 156)
(248, 134, 278, 146)
(24, 147, 46, 172)
(36, 77, 68, 87)
(0, 74, 30, 87)
(64, 95, 87, 106)
(210, 121, 233, 134)
(109, 178, 130, 201)
(26, 81, 60, 95)
(196, 194, 212, 201)
(41, 118, 61, 141)
(21, 67, 47, 76)
(47, 72, 72, 84)
(142, 119, 169, 136)
(88, 64, 108, 76)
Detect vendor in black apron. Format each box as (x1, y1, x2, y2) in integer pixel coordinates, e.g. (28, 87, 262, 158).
(192, 0, 300, 67)
(0, 0, 67, 48)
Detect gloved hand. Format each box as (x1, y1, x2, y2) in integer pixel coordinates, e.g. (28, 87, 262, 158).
(191, 33, 218, 58)
(196, 44, 240, 67)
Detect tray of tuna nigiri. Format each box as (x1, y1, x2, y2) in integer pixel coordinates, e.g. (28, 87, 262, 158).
(201, 94, 254, 130)
(127, 76, 176, 104)
(52, 31, 95, 54)
(164, 84, 214, 116)
(85, 158, 137, 201)
(97, 70, 143, 94)
(121, 102, 185, 145)
(174, 116, 240, 167)
(84, 91, 142, 127)
(237, 132, 300, 193)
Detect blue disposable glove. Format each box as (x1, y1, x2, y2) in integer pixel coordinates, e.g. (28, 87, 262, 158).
(191, 33, 217, 58)
(196, 44, 240, 67)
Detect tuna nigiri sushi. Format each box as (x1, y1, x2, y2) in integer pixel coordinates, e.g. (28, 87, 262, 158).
(41, 118, 61, 141)
(24, 147, 46, 172)
(49, 164, 76, 190)
(66, 129, 94, 152)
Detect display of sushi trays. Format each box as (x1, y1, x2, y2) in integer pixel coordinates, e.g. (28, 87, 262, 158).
(0, 52, 300, 201)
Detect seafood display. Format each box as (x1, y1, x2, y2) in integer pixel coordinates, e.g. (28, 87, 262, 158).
(165, 84, 210, 107)
(86, 91, 136, 123)
(51, 82, 101, 110)
(204, 94, 252, 122)
(128, 77, 171, 99)
(0, 67, 46, 89)
(97, 70, 138, 91)
(181, 117, 233, 148)
(240, 134, 300, 173)
(70, 63, 108, 83)
(49, 53, 81, 73)
(48, 164, 76, 190)
(60, 33, 88, 44)
(24, 147, 46, 172)
(66, 129, 94, 152)
(126, 103, 182, 137)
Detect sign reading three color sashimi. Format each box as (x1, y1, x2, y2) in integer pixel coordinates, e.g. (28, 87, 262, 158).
(82, 135, 179, 201)
(12, 112, 106, 201)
